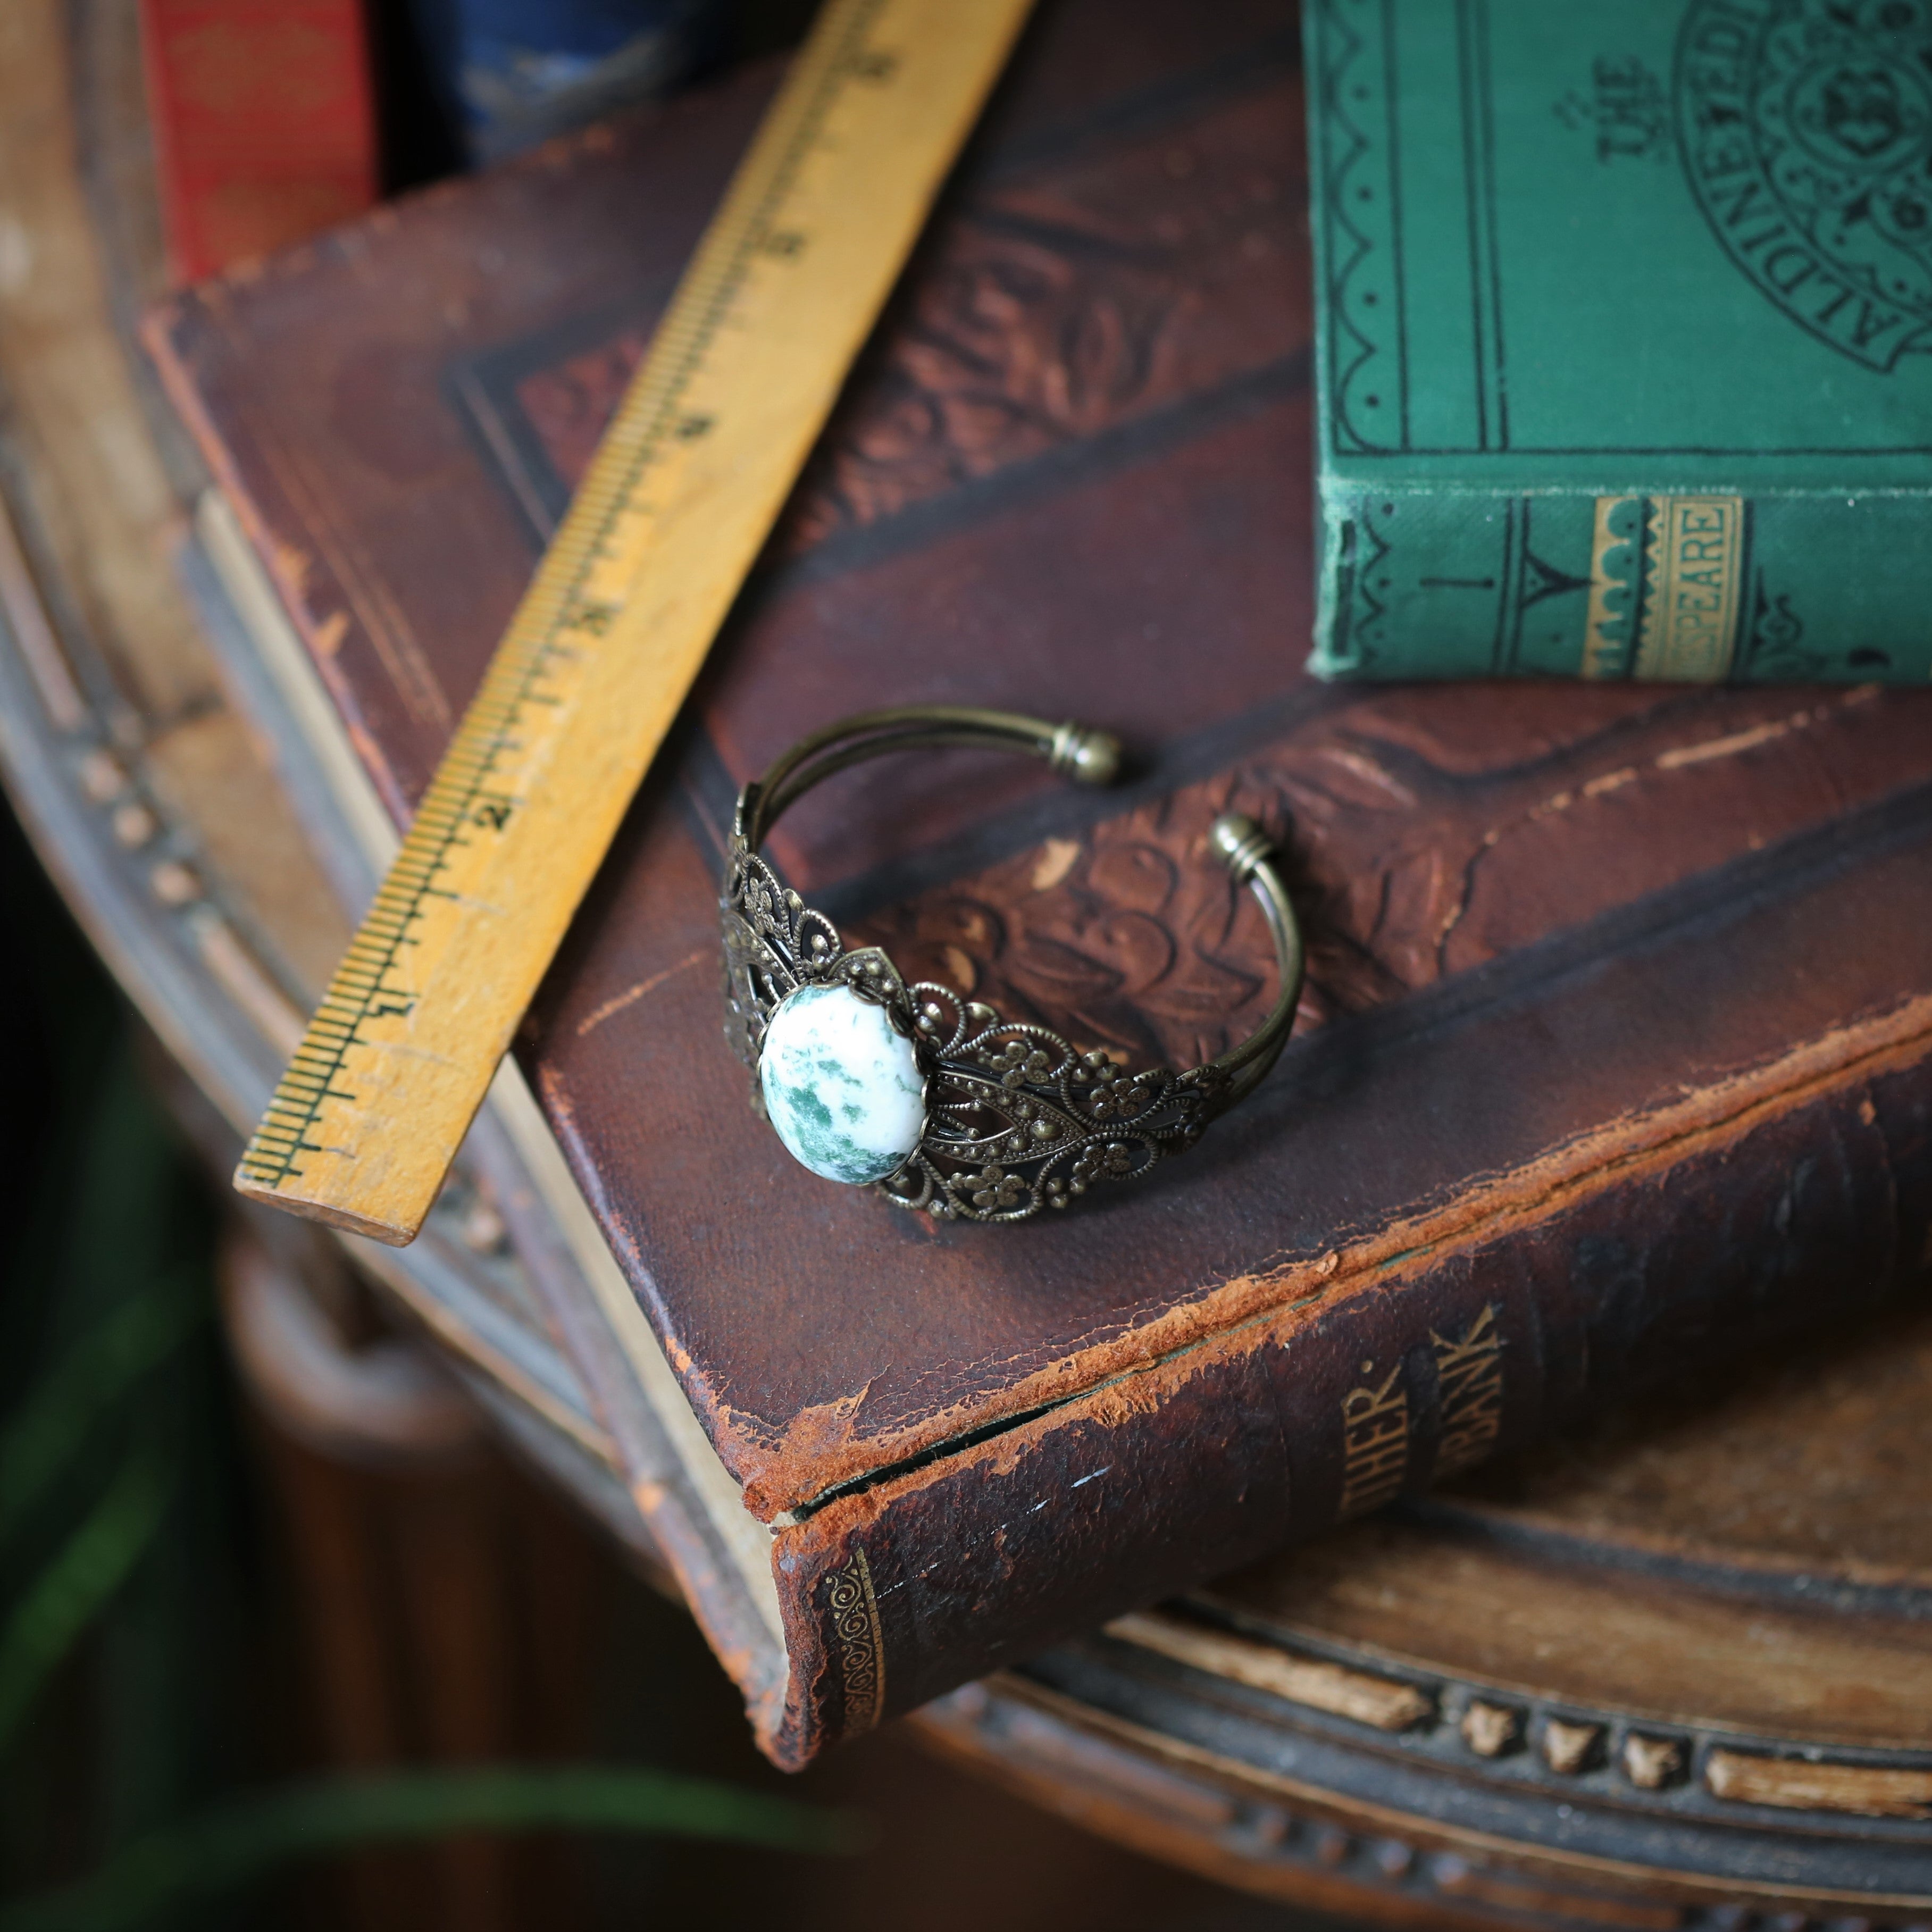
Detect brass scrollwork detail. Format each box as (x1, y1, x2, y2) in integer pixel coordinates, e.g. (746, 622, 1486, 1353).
(720, 707, 1304, 1225)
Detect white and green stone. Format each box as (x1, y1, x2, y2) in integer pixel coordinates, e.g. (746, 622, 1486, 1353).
(759, 983, 926, 1186)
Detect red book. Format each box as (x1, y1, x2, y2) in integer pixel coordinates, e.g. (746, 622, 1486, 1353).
(139, 0, 379, 283)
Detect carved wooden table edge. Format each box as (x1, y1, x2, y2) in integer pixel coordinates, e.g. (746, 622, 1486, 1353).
(916, 1665, 1932, 1931)
(0, 470, 657, 1575)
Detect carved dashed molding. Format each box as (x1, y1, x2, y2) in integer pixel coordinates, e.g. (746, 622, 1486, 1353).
(1095, 1605, 1932, 1833)
(925, 1677, 1932, 1932)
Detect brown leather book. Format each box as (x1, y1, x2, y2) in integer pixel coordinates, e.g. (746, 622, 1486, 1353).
(145, 0, 1932, 1768)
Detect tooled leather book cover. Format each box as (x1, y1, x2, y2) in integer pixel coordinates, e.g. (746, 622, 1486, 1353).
(146, 0, 1932, 1767)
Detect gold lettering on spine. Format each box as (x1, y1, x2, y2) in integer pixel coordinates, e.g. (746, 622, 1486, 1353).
(1337, 1365, 1410, 1517)
(1634, 495, 1747, 682)
(825, 1545, 885, 1733)
(1431, 1303, 1505, 1477)
(1582, 495, 1639, 679)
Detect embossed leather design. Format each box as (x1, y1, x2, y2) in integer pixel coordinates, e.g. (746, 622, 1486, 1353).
(146, 0, 1932, 1766)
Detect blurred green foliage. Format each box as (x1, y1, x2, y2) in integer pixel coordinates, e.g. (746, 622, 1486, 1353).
(0, 804, 853, 1928)
(0, 797, 247, 1911)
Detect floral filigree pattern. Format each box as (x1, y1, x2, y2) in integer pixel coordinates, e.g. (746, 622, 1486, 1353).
(721, 840, 1235, 1223)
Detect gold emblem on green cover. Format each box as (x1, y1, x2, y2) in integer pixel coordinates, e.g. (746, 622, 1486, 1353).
(1583, 495, 1644, 679)
(1584, 494, 1748, 682)
(1635, 495, 1747, 681)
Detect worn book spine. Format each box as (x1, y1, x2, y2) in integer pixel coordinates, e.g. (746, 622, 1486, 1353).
(1309, 486, 1932, 685)
(760, 837, 1932, 1762)
(770, 1041, 1932, 1762)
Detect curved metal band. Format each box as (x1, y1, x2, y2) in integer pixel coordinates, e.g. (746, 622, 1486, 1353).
(740, 705, 1122, 848)
(734, 705, 1304, 1102)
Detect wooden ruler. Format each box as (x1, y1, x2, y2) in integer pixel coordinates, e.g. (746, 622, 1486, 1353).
(234, 0, 1034, 1244)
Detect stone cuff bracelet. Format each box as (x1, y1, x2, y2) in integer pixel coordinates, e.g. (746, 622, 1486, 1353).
(720, 706, 1304, 1223)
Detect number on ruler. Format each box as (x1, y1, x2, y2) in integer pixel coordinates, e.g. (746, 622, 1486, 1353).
(565, 599, 618, 635)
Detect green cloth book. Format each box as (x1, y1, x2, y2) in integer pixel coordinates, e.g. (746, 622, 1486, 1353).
(1305, 0, 1932, 683)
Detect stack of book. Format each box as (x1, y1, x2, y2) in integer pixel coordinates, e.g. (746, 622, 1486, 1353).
(96, 0, 1932, 1908)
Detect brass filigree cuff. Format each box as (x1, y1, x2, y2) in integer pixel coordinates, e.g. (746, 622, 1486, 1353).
(720, 706, 1303, 1223)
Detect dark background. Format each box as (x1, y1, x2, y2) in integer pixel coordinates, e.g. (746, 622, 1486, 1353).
(0, 724, 1341, 1925)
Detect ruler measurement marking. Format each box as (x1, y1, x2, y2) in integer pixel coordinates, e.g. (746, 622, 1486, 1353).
(242, 3, 917, 1190)
(238, 0, 1031, 1224)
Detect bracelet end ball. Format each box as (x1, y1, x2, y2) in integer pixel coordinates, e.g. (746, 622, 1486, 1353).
(1050, 722, 1123, 787)
(1209, 812, 1274, 884)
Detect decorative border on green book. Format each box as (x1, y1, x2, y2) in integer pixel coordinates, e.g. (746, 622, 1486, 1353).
(1311, 0, 1932, 462)
(1312, 0, 1400, 455)
(1311, 0, 1506, 458)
